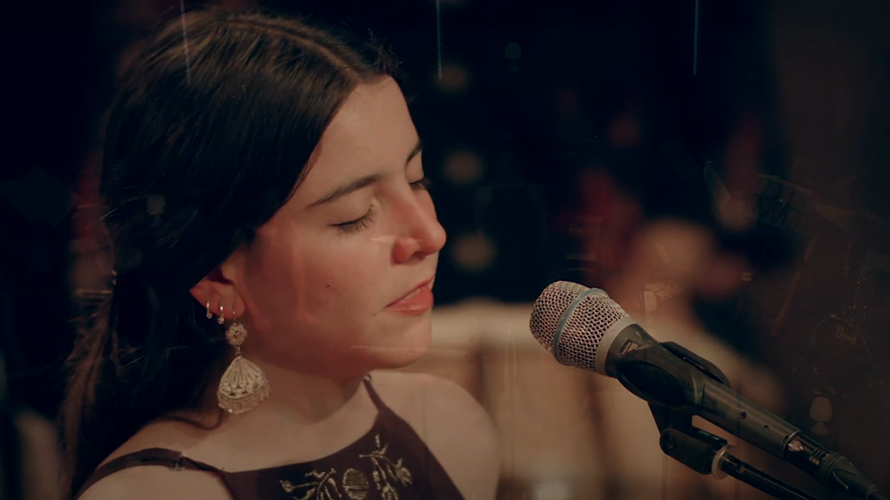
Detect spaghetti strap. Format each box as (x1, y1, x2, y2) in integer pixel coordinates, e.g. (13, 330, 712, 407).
(74, 448, 223, 499)
(362, 374, 388, 411)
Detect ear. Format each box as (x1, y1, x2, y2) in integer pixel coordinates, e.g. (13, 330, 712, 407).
(189, 250, 247, 322)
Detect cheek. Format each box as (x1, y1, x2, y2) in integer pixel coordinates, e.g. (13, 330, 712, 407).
(241, 230, 391, 334)
(304, 239, 388, 309)
(239, 229, 311, 332)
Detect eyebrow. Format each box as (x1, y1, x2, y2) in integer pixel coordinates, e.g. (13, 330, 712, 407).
(308, 139, 423, 208)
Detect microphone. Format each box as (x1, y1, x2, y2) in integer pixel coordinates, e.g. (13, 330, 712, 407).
(529, 281, 884, 500)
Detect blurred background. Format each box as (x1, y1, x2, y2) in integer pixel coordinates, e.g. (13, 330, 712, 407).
(2, 0, 890, 498)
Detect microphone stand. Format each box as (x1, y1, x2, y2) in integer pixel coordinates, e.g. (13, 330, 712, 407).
(647, 342, 822, 500)
(654, 418, 820, 500)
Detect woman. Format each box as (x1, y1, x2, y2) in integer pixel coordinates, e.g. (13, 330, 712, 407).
(62, 7, 499, 500)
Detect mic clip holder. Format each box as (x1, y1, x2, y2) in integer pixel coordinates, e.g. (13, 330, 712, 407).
(647, 342, 822, 500)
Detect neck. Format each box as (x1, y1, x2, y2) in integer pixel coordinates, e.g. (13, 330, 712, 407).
(180, 354, 371, 430)
(248, 359, 368, 424)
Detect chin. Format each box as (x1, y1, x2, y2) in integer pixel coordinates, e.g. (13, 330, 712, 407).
(356, 322, 432, 370)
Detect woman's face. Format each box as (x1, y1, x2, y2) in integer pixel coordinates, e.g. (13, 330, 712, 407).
(233, 78, 446, 378)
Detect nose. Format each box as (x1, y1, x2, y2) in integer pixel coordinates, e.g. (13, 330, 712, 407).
(392, 196, 447, 264)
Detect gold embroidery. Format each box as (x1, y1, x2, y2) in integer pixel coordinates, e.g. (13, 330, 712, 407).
(280, 434, 413, 500)
(281, 469, 342, 500)
(342, 468, 371, 500)
(358, 434, 413, 500)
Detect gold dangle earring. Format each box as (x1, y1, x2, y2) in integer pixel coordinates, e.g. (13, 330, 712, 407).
(217, 306, 270, 415)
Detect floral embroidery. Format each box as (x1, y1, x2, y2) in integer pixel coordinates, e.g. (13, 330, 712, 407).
(279, 434, 413, 500)
(281, 469, 342, 500)
(342, 468, 371, 500)
(359, 434, 413, 500)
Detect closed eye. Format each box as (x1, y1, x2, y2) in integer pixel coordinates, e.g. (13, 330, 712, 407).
(333, 177, 429, 234)
(411, 177, 432, 191)
(334, 207, 375, 233)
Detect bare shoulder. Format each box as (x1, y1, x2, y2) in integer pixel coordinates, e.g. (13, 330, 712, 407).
(77, 464, 231, 500)
(370, 370, 500, 500)
(79, 420, 230, 500)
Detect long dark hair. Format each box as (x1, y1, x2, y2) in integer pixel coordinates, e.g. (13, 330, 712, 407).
(61, 7, 403, 498)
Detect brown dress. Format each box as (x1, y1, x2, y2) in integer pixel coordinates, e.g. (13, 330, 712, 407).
(75, 377, 466, 500)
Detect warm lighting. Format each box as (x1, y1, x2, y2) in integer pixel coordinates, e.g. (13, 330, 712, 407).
(450, 231, 497, 272)
(442, 149, 484, 186)
(434, 61, 472, 93)
(531, 479, 572, 500)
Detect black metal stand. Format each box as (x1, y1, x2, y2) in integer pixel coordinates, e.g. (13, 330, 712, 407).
(647, 342, 823, 500)
(658, 425, 820, 500)
(719, 453, 820, 500)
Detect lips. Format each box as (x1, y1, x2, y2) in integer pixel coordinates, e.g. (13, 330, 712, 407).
(388, 276, 435, 306)
(386, 276, 436, 314)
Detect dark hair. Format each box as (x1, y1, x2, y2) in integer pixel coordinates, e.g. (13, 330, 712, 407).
(61, 7, 403, 498)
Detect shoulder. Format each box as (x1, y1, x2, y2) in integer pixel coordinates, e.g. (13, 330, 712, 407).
(369, 370, 499, 500)
(77, 464, 231, 500)
(78, 420, 230, 500)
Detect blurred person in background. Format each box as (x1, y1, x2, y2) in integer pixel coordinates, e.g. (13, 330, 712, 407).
(567, 167, 790, 499)
(62, 7, 498, 500)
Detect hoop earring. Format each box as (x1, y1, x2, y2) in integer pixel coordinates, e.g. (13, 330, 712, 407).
(218, 304, 225, 325)
(217, 319, 270, 414)
(206, 302, 212, 319)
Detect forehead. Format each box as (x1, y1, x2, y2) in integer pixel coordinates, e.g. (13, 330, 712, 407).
(293, 78, 418, 204)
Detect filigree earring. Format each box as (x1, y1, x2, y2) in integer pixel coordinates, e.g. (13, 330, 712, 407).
(206, 302, 212, 319)
(217, 318, 270, 414)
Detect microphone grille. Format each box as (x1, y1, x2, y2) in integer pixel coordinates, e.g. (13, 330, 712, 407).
(529, 281, 629, 371)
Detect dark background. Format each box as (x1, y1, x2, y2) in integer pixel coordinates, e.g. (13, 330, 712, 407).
(2, 0, 890, 497)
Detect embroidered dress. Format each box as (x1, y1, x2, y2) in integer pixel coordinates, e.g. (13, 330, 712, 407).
(75, 378, 465, 500)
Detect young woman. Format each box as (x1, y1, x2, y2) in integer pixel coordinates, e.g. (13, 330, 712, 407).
(62, 7, 499, 500)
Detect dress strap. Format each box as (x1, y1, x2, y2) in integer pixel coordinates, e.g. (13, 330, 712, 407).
(362, 374, 389, 412)
(74, 448, 222, 499)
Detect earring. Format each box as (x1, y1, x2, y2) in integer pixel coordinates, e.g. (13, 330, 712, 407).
(217, 319, 270, 414)
(218, 304, 225, 325)
(206, 302, 212, 319)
